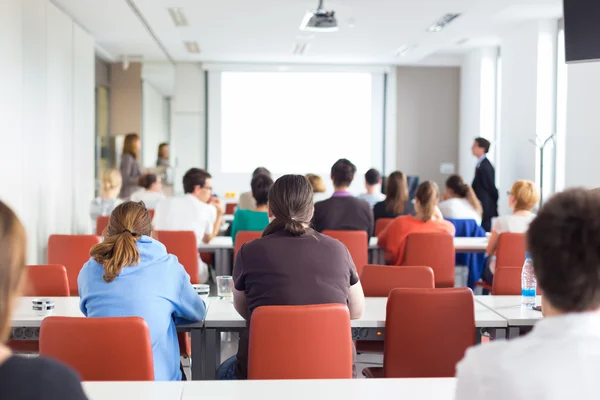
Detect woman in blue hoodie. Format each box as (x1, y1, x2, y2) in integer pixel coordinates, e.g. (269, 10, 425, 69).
(78, 201, 206, 381)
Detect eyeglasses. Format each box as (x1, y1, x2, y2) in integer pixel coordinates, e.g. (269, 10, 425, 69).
(202, 187, 213, 192)
(506, 191, 512, 196)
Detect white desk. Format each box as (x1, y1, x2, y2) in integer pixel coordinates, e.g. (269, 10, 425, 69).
(222, 214, 234, 223)
(200, 297, 507, 380)
(475, 295, 543, 338)
(182, 378, 456, 400)
(83, 382, 184, 400)
(11, 297, 83, 329)
(200, 236, 489, 275)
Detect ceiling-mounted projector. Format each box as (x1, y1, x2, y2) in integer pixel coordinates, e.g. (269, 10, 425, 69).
(300, 0, 338, 32)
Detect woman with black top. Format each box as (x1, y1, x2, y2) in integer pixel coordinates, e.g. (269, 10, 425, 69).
(0, 201, 87, 399)
(373, 171, 415, 221)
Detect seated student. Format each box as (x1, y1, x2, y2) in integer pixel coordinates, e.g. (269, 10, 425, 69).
(438, 174, 483, 225)
(483, 180, 538, 283)
(79, 201, 206, 381)
(0, 201, 88, 399)
(216, 174, 365, 380)
(358, 168, 386, 209)
(130, 173, 165, 210)
(238, 167, 271, 210)
(306, 173, 328, 203)
(312, 159, 374, 236)
(456, 188, 600, 399)
(153, 168, 223, 283)
(230, 174, 273, 240)
(90, 169, 123, 233)
(373, 171, 415, 221)
(378, 181, 455, 266)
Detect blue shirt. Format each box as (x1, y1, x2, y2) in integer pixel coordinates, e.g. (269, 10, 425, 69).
(477, 155, 486, 168)
(78, 236, 206, 381)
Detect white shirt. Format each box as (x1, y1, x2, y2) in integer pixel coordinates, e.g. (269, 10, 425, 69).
(129, 189, 165, 210)
(438, 198, 482, 226)
(358, 192, 386, 209)
(152, 194, 217, 246)
(455, 312, 600, 400)
(493, 213, 535, 234)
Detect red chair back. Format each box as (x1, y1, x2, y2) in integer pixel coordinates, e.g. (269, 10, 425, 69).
(96, 216, 109, 236)
(360, 265, 434, 297)
(374, 218, 394, 236)
(323, 230, 368, 276)
(248, 304, 352, 379)
(234, 231, 262, 259)
(47, 235, 101, 296)
(496, 233, 527, 269)
(225, 203, 237, 215)
(383, 288, 475, 377)
(23, 265, 70, 297)
(40, 316, 154, 381)
(155, 231, 199, 284)
(402, 233, 455, 288)
(492, 266, 523, 295)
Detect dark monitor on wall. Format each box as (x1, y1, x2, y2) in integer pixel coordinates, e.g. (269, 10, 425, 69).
(563, 0, 600, 63)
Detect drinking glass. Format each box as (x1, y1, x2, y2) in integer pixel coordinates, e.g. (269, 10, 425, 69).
(217, 276, 234, 299)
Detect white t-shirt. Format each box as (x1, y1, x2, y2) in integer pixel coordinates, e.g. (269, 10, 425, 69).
(438, 198, 482, 226)
(492, 213, 535, 234)
(129, 189, 165, 210)
(358, 192, 386, 209)
(153, 194, 217, 246)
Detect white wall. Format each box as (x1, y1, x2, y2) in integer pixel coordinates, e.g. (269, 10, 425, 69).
(564, 62, 600, 188)
(142, 81, 169, 168)
(170, 63, 206, 195)
(0, 0, 95, 263)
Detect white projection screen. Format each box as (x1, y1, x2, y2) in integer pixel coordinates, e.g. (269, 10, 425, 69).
(207, 67, 385, 196)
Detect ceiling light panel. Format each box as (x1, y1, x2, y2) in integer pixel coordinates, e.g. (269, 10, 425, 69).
(427, 13, 461, 32)
(184, 41, 200, 54)
(168, 7, 188, 27)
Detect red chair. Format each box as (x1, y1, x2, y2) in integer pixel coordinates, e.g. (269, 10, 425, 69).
(47, 235, 101, 296)
(360, 265, 435, 297)
(374, 218, 394, 236)
(96, 216, 110, 236)
(9, 265, 70, 354)
(248, 304, 352, 379)
(40, 316, 154, 381)
(155, 231, 199, 284)
(402, 233, 455, 288)
(363, 288, 475, 378)
(496, 233, 527, 269)
(155, 230, 199, 359)
(323, 230, 369, 276)
(225, 203, 237, 215)
(234, 231, 262, 260)
(357, 265, 435, 354)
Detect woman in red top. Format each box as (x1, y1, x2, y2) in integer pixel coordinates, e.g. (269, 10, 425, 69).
(378, 181, 455, 266)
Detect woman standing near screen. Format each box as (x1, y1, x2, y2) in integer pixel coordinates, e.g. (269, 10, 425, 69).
(119, 133, 143, 200)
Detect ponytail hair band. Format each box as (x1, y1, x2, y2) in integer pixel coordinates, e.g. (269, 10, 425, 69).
(122, 228, 138, 237)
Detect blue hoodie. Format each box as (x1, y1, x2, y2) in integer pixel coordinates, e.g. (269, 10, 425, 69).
(78, 235, 206, 381)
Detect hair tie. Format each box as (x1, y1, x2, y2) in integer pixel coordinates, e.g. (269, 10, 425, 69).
(123, 228, 137, 237)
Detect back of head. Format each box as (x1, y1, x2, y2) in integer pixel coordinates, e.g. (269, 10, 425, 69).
(510, 180, 539, 211)
(90, 201, 153, 283)
(157, 143, 169, 159)
(474, 137, 491, 154)
(252, 167, 271, 179)
(385, 171, 409, 214)
(263, 175, 314, 237)
(306, 174, 326, 193)
(415, 181, 439, 221)
(102, 169, 123, 197)
(331, 159, 356, 188)
(365, 168, 381, 186)
(446, 174, 483, 216)
(123, 133, 140, 158)
(251, 174, 274, 206)
(183, 168, 211, 194)
(137, 173, 158, 190)
(528, 189, 600, 312)
(0, 201, 26, 340)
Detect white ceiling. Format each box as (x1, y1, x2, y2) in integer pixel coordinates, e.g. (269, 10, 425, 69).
(54, 0, 562, 65)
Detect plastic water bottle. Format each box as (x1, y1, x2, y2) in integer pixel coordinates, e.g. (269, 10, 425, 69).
(521, 252, 537, 307)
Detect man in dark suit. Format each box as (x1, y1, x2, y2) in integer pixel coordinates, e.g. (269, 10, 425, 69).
(472, 137, 499, 232)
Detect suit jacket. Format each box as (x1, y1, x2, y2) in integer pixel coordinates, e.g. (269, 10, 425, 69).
(472, 157, 499, 220)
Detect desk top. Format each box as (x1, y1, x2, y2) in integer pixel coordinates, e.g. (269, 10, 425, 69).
(181, 378, 456, 400)
(204, 296, 507, 329)
(198, 236, 488, 251)
(83, 382, 184, 400)
(12, 297, 83, 327)
(475, 295, 543, 326)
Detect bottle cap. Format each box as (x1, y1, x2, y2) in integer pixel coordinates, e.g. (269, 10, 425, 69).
(525, 252, 531, 259)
